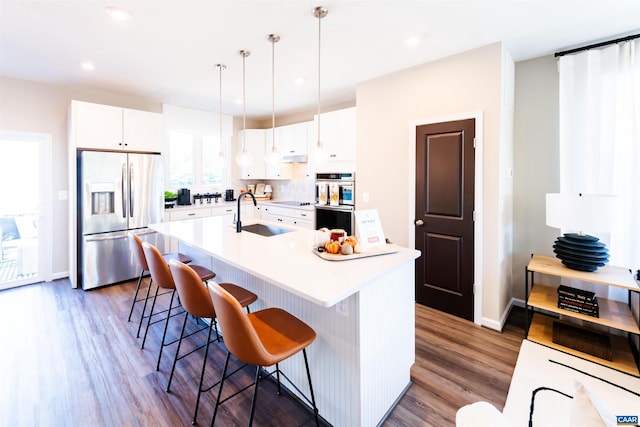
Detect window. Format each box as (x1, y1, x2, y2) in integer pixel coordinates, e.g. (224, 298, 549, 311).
(202, 135, 223, 186)
(167, 131, 194, 188)
(167, 131, 226, 190)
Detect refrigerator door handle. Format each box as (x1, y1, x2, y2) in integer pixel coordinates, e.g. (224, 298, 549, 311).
(85, 234, 128, 242)
(133, 229, 157, 236)
(121, 163, 127, 218)
(129, 162, 134, 218)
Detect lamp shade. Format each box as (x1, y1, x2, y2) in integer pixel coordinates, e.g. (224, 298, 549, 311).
(546, 193, 617, 233)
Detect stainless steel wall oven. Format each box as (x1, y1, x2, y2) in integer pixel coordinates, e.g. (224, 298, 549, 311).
(315, 173, 355, 235)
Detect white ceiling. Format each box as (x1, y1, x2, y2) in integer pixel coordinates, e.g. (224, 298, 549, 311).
(1, 1, 639, 119)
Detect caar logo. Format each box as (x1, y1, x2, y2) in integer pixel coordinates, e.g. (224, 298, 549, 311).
(616, 415, 639, 425)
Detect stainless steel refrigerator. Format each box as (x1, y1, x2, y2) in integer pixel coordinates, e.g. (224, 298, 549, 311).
(77, 150, 164, 290)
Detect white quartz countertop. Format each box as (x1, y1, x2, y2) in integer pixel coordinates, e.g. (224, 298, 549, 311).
(150, 216, 420, 307)
(166, 199, 315, 212)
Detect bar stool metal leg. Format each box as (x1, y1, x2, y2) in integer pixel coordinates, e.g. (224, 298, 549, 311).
(141, 284, 160, 349)
(127, 268, 145, 322)
(156, 289, 178, 370)
(303, 348, 320, 426)
(136, 277, 154, 338)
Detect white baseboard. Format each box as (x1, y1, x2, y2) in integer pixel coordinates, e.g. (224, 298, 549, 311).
(50, 271, 69, 282)
(481, 297, 524, 331)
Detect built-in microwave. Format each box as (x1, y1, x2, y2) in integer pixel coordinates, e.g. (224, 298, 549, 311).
(315, 172, 355, 234)
(315, 172, 355, 207)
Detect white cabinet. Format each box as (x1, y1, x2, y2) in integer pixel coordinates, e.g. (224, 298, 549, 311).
(238, 129, 267, 179)
(261, 205, 315, 230)
(265, 131, 293, 179)
(211, 205, 236, 226)
(276, 122, 308, 156)
(311, 107, 356, 173)
(72, 100, 162, 152)
(238, 129, 292, 180)
(168, 207, 212, 221)
(294, 209, 315, 229)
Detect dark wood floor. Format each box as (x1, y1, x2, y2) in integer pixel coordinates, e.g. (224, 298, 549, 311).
(0, 278, 524, 426)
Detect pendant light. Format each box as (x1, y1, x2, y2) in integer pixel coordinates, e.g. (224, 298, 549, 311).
(266, 34, 280, 165)
(313, 6, 328, 163)
(215, 63, 226, 163)
(236, 50, 251, 166)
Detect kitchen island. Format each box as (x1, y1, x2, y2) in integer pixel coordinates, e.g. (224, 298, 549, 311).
(150, 216, 420, 426)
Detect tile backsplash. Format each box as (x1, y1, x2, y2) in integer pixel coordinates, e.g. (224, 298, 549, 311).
(231, 164, 315, 201)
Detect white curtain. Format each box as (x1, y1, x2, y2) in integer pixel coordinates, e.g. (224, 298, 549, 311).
(558, 39, 640, 273)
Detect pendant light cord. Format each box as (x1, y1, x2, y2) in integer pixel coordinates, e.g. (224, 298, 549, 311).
(314, 7, 327, 148)
(270, 35, 278, 150)
(238, 50, 250, 153)
(317, 9, 322, 145)
(217, 64, 225, 156)
(242, 53, 246, 148)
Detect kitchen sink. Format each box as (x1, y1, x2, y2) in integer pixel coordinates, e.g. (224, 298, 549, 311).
(241, 223, 293, 237)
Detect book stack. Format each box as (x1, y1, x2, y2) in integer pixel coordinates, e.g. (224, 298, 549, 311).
(557, 285, 599, 317)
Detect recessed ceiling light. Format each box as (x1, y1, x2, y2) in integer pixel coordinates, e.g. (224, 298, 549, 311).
(81, 61, 95, 71)
(295, 77, 306, 85)
(404, 35, 420, 46)
(105, 6, 132, 22)
(235, 98, 243, 104)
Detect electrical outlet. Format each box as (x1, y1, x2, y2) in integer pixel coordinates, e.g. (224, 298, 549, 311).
(336, 300, 348, 317)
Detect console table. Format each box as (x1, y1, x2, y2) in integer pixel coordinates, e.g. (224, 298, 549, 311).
(525, 254, 640, 376)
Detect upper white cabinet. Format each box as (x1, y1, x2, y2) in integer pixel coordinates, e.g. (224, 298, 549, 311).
(238, 129, 267, 179)
(238, 129, 292, 180)
(276, 121, 309, 157)
(71, 100, 162, 153)
(311, 107, 356, 173)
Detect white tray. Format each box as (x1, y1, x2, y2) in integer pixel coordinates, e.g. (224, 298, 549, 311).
(312, 243, 399, 261)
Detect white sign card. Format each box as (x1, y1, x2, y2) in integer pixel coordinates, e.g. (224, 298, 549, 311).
(354, 209, 386, 250)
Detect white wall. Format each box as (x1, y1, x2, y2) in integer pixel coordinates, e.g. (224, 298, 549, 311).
(0, 76, 161, 279)
(512, 55, 561, 299)
(355, 43, 514, 327)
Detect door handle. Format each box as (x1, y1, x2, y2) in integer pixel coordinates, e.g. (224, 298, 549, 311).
(414, 219, 424, 227)
(122, 164, 127, 218)
(129, 163, 134, 217)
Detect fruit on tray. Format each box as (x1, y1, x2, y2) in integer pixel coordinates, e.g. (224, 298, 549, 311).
(325, 240, 341, 254)
(343, 236, 357, 249)
(340, 243, 354, 255)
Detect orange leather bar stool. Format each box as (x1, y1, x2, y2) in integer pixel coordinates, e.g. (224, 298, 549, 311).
(141, 241, 216, 371)
(128, 233, 192, 339)
(168, 259, 258, 425)
(207, 281, 320, 427)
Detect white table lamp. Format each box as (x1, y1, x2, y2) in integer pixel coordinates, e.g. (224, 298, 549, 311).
(545, 193, 616, 271)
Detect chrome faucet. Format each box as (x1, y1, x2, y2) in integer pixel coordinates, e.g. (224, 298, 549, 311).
(236, 192, 257, 232)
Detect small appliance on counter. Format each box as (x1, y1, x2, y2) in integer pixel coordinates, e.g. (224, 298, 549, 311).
(225, 189, 235, 201)
(194, 192, 223, 204)
(315, 172, 355, 235)
(177, 188, 191, 205)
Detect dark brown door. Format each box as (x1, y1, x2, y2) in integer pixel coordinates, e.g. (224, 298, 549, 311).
(415, 119, 475, 321)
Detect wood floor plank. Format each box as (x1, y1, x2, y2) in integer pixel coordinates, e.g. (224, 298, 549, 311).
(0, 279, 523, 426)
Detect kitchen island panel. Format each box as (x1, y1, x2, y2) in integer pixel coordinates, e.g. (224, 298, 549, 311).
(154, 217, 420, 426)
(177, 242, 415, 426)
(359, 263, 415, 426)
(178, 244, 362, 425)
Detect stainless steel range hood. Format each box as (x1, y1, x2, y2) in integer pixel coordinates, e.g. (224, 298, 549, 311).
(281, 154, 308, 163)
